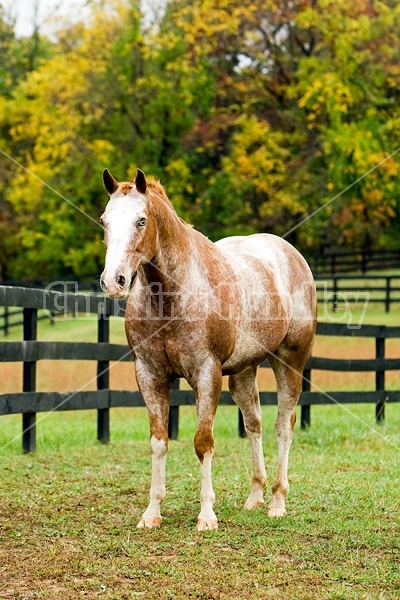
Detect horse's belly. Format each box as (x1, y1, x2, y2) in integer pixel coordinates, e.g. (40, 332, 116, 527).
(221, 320, 288, 374)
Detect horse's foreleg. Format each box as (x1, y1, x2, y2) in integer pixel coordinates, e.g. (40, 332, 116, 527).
(191, 362, 222, 532)
(136, 363, 171, 530)
(229, 367, 266, 510)
(137, 432, 168, 529)
(196, 438, 217, 531)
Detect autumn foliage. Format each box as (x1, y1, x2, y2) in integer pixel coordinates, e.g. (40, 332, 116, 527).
(0, 0, 400, 279)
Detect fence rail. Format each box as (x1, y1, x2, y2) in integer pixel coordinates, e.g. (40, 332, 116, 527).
(307, 248, 400, 275)
(0, 285, 399, 452)
(315, 275, 400, 313)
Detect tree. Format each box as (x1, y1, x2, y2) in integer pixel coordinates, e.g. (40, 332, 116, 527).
(0, 4, 55, 279)
(1, 0, 400, 281)
(289, 0, 400, 252)
(153, 0, 400, 252)
(2, 1, 145, 277)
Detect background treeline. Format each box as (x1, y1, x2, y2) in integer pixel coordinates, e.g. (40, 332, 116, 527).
(1, 0, 400, 280)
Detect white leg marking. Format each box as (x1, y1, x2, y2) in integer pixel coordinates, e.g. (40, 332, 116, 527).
(137, 436, 167, 529)
(244, 431, 267, 510)
(268, 407, 293, 517)
(197, 452, 218, 532)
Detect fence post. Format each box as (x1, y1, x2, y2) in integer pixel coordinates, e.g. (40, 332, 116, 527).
(301, 368, 311, 429)
(361, 251, 367, 274)
(375, 336, 386, 422)
(97, 304, 110, 443)
(385, 278, 391, 313)
(4, 306, 9, 336)
(332, 277, 338, 313)
(331, 255, 336, 275)
(168, 379, 180, 440)
(22, 308, 38, 453)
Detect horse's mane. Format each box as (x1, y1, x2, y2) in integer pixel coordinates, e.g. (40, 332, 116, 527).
(146, 179, 193, 228)
(147, 179, 168, 199)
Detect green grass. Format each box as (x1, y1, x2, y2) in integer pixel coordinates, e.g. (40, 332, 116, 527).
(0, 301, 399, 598)
(0, 406, 399, 599)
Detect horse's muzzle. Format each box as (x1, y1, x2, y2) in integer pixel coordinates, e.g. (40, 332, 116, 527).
(100, 270, 137, 299)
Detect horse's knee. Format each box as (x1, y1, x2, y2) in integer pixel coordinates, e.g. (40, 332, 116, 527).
(148, 412, 169, 448)
(194, 428, 214, 463)
(150, 434, 168, 457)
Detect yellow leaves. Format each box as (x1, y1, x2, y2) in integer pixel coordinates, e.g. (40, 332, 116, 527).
(89, 139, 115, 164)
(381, 156, 400, 178)
(9, 169, 44, 213)
(295, 7, 319, 30)
(172, 0, 262, 61)
(362, 188, 384, 205)
(18, 53, 91, 109)
(297, 72, 354, 121)
(220, 115, 291, 204)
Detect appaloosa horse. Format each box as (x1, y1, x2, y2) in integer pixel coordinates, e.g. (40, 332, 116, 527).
(100, 168, 317, 531)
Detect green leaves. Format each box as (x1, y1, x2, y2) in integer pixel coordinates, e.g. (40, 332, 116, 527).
(1, 0, 400, 279)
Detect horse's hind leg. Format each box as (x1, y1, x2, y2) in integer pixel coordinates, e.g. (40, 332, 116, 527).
(229, 367, 267, 510)
(268, 349, 306, 517)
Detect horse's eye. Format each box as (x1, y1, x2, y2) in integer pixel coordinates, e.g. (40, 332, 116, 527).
(137, 218, 147, 228)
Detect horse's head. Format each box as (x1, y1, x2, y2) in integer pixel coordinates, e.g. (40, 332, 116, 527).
(100, 168, 155, 299)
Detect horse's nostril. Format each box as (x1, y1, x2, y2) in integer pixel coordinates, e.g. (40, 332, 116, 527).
(116, 275, 126, 288)
(100, 277, 106, 291)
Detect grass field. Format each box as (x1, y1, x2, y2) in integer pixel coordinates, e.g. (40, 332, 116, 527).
(0, 303, 399, 598)
(0, 406, 399, 599)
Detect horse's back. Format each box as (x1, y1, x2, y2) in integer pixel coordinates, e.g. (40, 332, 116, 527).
(216, 233, 314, 295)
(215, 233, 316, 373)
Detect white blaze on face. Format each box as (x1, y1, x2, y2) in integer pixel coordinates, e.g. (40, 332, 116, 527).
(101, 189, 147, 293)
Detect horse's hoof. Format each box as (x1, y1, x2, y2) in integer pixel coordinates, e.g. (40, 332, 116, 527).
(196, 518, 218, 532)
(268, 506, 286, 518)
(245, 500, 264, 510)
(137, 517, 162, 529)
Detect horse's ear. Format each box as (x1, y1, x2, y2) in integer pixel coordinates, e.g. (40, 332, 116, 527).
(135, 169, 147, 194)
(102, 169, 119, 195)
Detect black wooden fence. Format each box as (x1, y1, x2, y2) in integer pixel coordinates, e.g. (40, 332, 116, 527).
(1, 285, 400, 453)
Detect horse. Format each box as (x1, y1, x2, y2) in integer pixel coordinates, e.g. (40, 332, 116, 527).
(100, 168, 317, 531)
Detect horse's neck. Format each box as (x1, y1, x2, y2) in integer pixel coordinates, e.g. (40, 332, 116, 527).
(142, 194, 194, 291)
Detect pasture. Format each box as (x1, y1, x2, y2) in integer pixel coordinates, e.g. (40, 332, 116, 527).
(0, 304, 399, 599)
